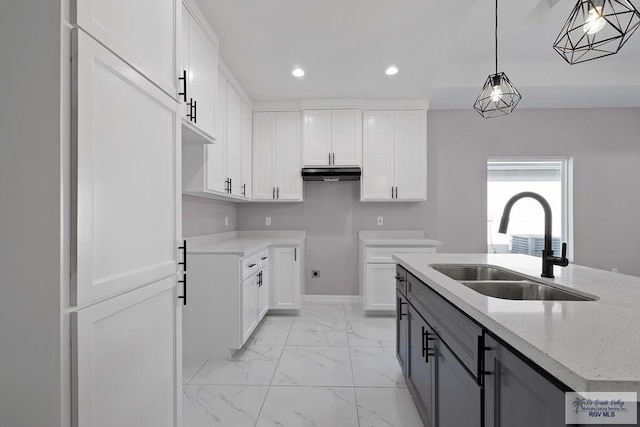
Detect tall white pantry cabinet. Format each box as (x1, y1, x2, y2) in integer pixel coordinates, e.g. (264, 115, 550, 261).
(0, 1, 183, 426)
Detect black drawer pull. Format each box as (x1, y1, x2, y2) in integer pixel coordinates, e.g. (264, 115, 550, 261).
(178, 273, 187, 306)
(394, 274, 405, 282)
(248, 263, 257, 268)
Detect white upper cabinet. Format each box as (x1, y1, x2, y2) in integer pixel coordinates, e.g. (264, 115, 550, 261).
(226, 82, 243, 196)
(241, 101, 253, 199)
(303, 109, 362, 166)
(361, 110, 427, 201)
(73, 0, 178, 97)
(182, 4, 218, 139)
(253, 111, 303, 201)
(394, 110, 427, 200)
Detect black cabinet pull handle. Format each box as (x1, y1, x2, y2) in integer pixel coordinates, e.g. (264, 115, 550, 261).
(248, 263, 257, 268)
(328, 152, 331, 165)
(332, 153, 335, 164)
(422, 327, 436, 362)
(178, 273, 187, 306)
(261, 256, 268, 260)
(294, 247, 297, 261)
(398, 300, 407, 317)
(272, 187, 275, 199)
(242, 183, 246, 197)
(192, 99, 197, 123)
(477, 335, 493, 386)
(178, 70, 187, 102)
(277, 187, 279, 199)
(229, 178, 232, 193)
(394, 274, 405, 282)
(186, 98, 194, 122)
(178, 240, 187, 272)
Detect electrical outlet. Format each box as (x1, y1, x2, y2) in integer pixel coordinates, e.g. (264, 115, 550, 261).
(312, 270, 320, 278)
(377, 216, 384, 226)
(266, 217, 271, 226)
(224, 217, 229, 226)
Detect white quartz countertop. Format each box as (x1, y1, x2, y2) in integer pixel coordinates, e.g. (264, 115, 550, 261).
(358, 230, 442, 246)
(187, 231, 305, 257)
(392, 253, 640, 395)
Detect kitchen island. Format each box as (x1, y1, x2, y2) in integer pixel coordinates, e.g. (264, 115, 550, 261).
(393, 253, 640, 427)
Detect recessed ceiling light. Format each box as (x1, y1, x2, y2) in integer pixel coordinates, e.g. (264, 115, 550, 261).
(385, 66, 399, 76)
(292, 68, 305, 77)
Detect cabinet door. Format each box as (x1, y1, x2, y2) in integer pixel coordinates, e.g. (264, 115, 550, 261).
(74, 32, 178, 305)
(258, 265, 270, 320)
(408, 306, 435, 426)
(275, 112, 302, 201)
(303, 110, 332, 166)
(394, 110, 427, 201)
(242, 274, 259, 344)
(331, 109, 362, 166)
(241, 101, 253, 198)
(205, 70, 227, 193)
(74, 0, 178, 96)
(362, 111, 394, 201)
(252, 112, 276, 200)
(484, 334, 565, 427)
(272, 247, 301, 309)
(185, 9, 217, 138)
(74, 277, 180, 427)
(365, 263, 397, 311)
(396, 290, 409, 376)
(226, 83, 243, 196)
(436, 334, 481, 427)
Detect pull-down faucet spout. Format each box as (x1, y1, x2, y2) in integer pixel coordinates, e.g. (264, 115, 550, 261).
(498, 191, 569, 278)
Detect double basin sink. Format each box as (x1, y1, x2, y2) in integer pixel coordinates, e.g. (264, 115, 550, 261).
(430, 264, 596, 301)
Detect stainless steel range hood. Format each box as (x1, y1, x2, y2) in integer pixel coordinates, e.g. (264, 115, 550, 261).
(301, 167, 361, 182)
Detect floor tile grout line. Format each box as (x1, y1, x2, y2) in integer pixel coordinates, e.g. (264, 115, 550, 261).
(254, 314, 295, 427)
(183, 358, 209, 386)
(344, 302, 363, 427)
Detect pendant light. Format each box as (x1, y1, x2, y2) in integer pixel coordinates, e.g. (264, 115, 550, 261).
(553, 0, 640, 64)
(473, 0, 522, 119)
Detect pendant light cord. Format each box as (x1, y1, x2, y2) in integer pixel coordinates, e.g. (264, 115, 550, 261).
(495, 0, 498, 74)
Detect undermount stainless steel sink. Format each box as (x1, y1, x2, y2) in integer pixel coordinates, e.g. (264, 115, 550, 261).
(460, 280, 594, 301)
(430, 264, 525, 281)
(430, 264, 596, 301)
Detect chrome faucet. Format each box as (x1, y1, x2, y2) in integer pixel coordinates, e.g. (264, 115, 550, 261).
(498, 191, 569, 278)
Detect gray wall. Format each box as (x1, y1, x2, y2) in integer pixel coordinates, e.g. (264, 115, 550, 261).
(183, 195, 237, 236)
(236, 182, 437, 295)
(236, 108, 640, 295)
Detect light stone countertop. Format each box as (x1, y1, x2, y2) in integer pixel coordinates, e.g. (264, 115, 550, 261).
(358, 230, 442, 247)
(186, 231, 306, 257)
(392, 253, 640, 396)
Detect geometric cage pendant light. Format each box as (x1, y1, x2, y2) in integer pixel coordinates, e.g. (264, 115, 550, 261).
(473, 0, 522, 118)
(553, 0, 640, 64)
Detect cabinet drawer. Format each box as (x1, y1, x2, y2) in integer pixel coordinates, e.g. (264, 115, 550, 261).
(407, 273, 482, 378)
(258, 249, 269, 268)
(242, 254, 258, 280)
(395, 265, 408, 295)
(367, 247, 435, 263)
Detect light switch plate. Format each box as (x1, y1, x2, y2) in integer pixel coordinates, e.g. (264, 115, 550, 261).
(377, 216, 384, 226)
(266, 217, 271, 226)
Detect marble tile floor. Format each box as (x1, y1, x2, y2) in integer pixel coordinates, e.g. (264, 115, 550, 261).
(183, 302, 424, 427)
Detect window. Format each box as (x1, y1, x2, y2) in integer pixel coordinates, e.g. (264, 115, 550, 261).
(487, 158, 572, 259)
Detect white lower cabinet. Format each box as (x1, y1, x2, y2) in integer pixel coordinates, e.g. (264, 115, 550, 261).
(74, 277, 181, 427)
(359, 232, 440, 313)
(271, 246, 303, 310)
(183, 250, 271, 357)
(241, 273, 259, 343)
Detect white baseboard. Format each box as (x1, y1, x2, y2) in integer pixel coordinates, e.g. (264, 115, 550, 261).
(303, 295, 361, 304)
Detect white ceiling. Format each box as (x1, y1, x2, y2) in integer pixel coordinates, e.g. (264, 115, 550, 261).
(195, 0, 640, 109)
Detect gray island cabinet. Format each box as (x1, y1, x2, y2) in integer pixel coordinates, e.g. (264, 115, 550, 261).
(395, 254, 640, 427)
(398, 265, 571, 427)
